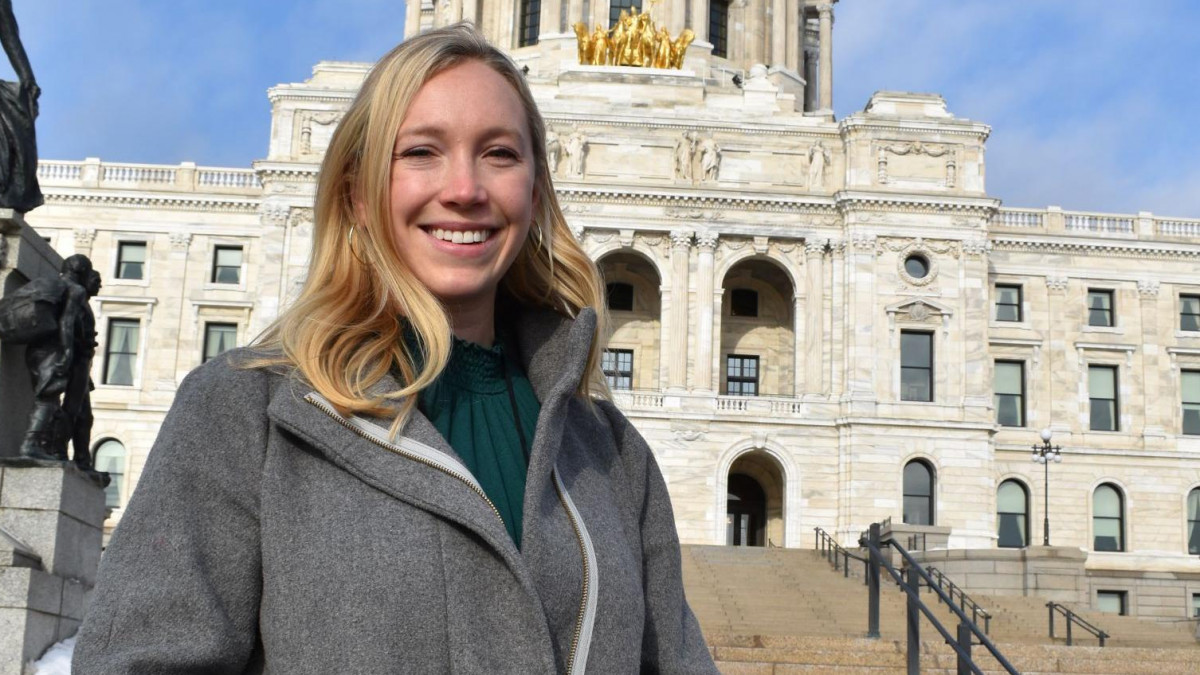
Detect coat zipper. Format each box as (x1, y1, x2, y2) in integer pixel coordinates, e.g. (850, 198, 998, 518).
(303, 393, 503, 523)
(554, 470, 596, 675)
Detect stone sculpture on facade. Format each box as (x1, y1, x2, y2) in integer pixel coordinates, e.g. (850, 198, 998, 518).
(545, 129, 561, 175)
(573, 8, 694, 69)
(564, 131, 587, 177)
(808, 141, 831, 189)
(0, 255, 101, 469)
(699, 137, 720, 182)
(674, 131, 696, 182)
(0, 0, 43, 213)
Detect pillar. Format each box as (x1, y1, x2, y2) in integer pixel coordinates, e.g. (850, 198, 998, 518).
(695, 233, 718, 392)
(668, 231, 693, 390)
(817, 2, 833, 111)
(793, 293, 804, 397)
(1138, 281, 1165, 443)
(770, 0, 786, 66)
(804, 239, 825, 396)
(785, 0, 801, 73)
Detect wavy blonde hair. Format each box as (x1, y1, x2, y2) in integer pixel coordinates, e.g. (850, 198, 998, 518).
(251, 23, 607, 429)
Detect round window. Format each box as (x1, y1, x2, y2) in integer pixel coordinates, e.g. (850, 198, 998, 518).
(904, 254, 930, 279)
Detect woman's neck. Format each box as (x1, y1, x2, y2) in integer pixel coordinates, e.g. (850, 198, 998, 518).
(446, 301, 496, 348)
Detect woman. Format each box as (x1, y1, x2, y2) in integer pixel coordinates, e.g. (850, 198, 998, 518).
(74, 24, 716, 674)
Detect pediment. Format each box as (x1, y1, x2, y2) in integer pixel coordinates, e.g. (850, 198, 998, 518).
(885, 298, 953, 321)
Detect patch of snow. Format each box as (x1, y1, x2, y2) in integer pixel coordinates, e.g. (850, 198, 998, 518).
(30, 637, 75, 675)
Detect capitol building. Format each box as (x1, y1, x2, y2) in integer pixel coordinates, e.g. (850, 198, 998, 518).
(25, 0, 1200, 621)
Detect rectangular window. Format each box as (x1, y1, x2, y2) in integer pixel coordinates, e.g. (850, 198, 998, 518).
(518, 0, 541, 47)
(995, 284, 1022, 322)
(609, 0, 642, 31)
(1192, 593, 1200, 619)
(730, 289, 758, 317)
(1089, 365, 1118, 431)
(211, 246, 243, 284)
(115, 242, 146, 280)
(203, 323, 238, 364)
(1087, 289, 1114, 327)
(994, 361, 1025, 427)
(605, 282, 634, 312)
(900, 331, 933, 402)
(708, 0, 730, 58)
(104, 319, 140, 386)
(1181, 295, 1200, 332)
(601, 348, 633, 391)
(1096, 590, 1127, 616)
(1183, 370, 1200, 436)
(726, 354, 759, 396)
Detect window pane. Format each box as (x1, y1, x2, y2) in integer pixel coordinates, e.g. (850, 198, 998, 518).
(901, 368, 931, 402)
(1183, 371, 1200, 403)
(609, 0, 642, 29)
(117, 242, 146, 280)
(730, 289, 758, 317)
(997, 481, 1027, 513)
(204, 324, 237, 362)
(1088, 291, 1113, 327)
(93, 440, 125, 508)
(904, 496, 931, 526)
(605, 283, 634, 312)
(901, 332, 931, 367)
(1096, 591, 1125, 615)
(1188, 489, 1200, 555)
(1088, 366, 1115, 398)
(997, 513, 1026, 548)
(104, 320, 140, 386)
(995, 362, 1022, 394)
(904, 462, 932, 496)
(997, 286, 1020, 306)
(1182, 296, 1200, 331)
(1094, 485, 1120, 517)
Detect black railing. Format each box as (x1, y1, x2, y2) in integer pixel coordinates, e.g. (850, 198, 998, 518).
(1048, 601, 1109, 647)
(926, 566, 992, 635)
(861, 523, 1019, 675)
(814, 527, 869, 585)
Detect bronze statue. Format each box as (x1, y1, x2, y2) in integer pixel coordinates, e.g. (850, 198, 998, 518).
(0, 0, 42, 213)
(0, 255, 100, 468)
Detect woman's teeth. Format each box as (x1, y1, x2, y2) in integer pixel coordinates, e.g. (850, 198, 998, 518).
(430, 228, 491, 244)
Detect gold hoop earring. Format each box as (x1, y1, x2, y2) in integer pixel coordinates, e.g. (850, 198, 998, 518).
(347, 226, 367, 265)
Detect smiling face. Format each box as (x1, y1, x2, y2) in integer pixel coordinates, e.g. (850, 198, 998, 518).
(387, 59, 537, 332)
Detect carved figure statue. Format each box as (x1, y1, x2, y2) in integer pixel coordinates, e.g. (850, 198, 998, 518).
(572, 22, 592, 64)
(674, 131, 696, 181)
(699, 138, 720, 182)
(0, 0, 43, 213)
(670, 28, 695, 69)
(807, 140, 831, 189)
(591, 24, 611, 65)
(545, 129, 561, 175)
(611, 11, 630, 66)
(0, 255, 101, 468)
(653, 27, 673, 68)
(638, 13, 656, 67)
(564, 131, 587, 177)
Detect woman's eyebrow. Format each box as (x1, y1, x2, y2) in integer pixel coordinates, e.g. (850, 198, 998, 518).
(396, 124, 527, 141)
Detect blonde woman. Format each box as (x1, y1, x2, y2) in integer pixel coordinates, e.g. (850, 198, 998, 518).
(74, 24, 717, 674)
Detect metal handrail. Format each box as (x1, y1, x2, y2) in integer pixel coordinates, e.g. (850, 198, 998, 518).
(813, 527, 869, 585)
(861, 523, 1020, 675)
(926, 566, 992, 635)
(1047, 601, 1109, 647)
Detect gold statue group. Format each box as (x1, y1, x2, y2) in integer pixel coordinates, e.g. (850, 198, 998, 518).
(573, 7, 695, 69)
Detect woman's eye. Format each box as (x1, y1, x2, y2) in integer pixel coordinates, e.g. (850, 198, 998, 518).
(486, 147, 520, 162)
(395, 147, 434, 159)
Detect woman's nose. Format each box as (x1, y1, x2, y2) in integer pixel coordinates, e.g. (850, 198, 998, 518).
(439, 156, 487, 206)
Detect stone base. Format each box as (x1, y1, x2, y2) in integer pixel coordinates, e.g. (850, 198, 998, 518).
(0, 460, 105, 671)
(912, 546, 1088, 605)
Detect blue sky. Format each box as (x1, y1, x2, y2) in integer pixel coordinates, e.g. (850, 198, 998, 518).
(6, 0, 1200, 217)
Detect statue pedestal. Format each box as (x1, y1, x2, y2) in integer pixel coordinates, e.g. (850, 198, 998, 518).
(0, 459, 106, 673)
(0, 209, 62, 460)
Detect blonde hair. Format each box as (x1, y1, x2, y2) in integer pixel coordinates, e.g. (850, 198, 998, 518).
(251, 23, 607, 428)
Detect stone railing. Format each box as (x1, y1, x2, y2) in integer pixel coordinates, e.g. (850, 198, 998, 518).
(610, 390, 665, 409)
(1063, 212, 1134, 234)
(36, 159, 262, 194)
(990, 208, 1043, 229)
(1155, 217, 1200, 239)
(991, 206, 1200, 243)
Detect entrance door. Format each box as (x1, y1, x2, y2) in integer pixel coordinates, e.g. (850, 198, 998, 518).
(726, 473, 767, 546)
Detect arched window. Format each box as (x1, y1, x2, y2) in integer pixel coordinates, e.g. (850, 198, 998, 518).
(903, 460, 934, 526)
(1188, 488, 1200, 555)
(726, 473, 766, 547)
(93, 439, 126, 509)
(1093, 483, 1124, 552)
(997, 480, 1029, 548)
(605, 282, 634, 311)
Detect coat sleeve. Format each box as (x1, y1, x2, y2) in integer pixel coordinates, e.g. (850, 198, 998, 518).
(600, 402, 719, 675)
(73, 355, 270, 674)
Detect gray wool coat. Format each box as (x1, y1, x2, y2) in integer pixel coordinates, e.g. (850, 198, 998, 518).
(73, 307, 718, 674)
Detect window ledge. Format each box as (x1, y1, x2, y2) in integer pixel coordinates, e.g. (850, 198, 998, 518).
(989, 320, 1032, 330)
(1082, 325, 1123, 335)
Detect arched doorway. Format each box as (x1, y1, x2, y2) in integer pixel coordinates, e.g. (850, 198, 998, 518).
(727, 474, 766, 546)
(596, 250, 663, 391)
(718, 258, 796, 396)
(725, 451, 786, 546)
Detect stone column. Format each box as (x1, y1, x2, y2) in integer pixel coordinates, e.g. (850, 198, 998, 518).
(1044, 275, 1070, 433)
(693, 0, 710, 42)
(695, 233, 718, 392)
(167, 233, 193, 383)
(539, 0, 561, 38)
(792, 293, 804, 397)
(785, 0, 801, 73)
(668, 230, 693, 391)
(770, 0, 787, 66)
(817, 2, 834, 111)
(804, 239, 825, 396)
(961, 240, 992, 421)
(1138, 280, 1165, 444)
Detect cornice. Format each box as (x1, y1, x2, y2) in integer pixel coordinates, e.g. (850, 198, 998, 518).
(254, 163, 320, 183)
(839, 116, 991, 139)
(43, 191, 261, 214)
(836, 191, 999, 216)
(557, 185, 838, 213)
(990, 237, 1200, 260)
(540, 114, 840, 138)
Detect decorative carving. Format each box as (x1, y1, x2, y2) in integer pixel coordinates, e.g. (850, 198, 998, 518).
(876, 141, 956, 187)
(1137, 280, 1160, 297)
(1045, 275, 1069, 292)
(849, 233, 876, 251)
(546, 129, 561, 175)
(288, 207, 314, 230)
(664, 207, 722, 221)
(696, 232, 719, 251)
(669, 230, 693, 250)
(260, 203, 289, 227)
(73, 227, 96, 249)
(562, 203, 590, 214)
(169, 233, 192, 251)
(699, 137, 721, 182)
(568, 222, 584, 240)
(961, 239, 990, 257)
(886, 298, 954, 336)
(880, 141, 951, 157)
(618, 229, 635, 248)
(299, 111, 343, 154)
(804, 239, 826, 256)
(564, 131, 587, 178)
(907, 303, 930, 322)
(807, 141, 831, 190)
(674, 131, 697, 182)
(673, 430, 705, 442)
(946, 160, 957, 188)
(877, 149, 888, 185)
(878, 236, 959, 258)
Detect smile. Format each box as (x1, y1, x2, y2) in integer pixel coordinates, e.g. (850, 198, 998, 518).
(426, 228, 494, 244)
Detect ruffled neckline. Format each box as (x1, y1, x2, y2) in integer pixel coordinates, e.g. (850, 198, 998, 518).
(438, 336, 508, 394)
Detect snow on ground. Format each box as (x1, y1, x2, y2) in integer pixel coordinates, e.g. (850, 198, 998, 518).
(29, 637, 74, 675)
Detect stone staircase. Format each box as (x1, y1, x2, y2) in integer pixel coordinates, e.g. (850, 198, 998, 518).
(680, 545, 1200, 674)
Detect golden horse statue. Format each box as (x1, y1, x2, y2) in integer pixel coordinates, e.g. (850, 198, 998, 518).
(570, 9, 693, 70)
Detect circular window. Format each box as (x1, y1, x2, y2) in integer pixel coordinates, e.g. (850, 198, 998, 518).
(904, 254, 930, 279)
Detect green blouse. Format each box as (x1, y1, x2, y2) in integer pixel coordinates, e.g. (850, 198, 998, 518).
(416, 334, 541, 549)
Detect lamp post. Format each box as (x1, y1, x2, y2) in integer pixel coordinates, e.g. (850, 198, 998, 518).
(1031, 428, 1062, 546)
